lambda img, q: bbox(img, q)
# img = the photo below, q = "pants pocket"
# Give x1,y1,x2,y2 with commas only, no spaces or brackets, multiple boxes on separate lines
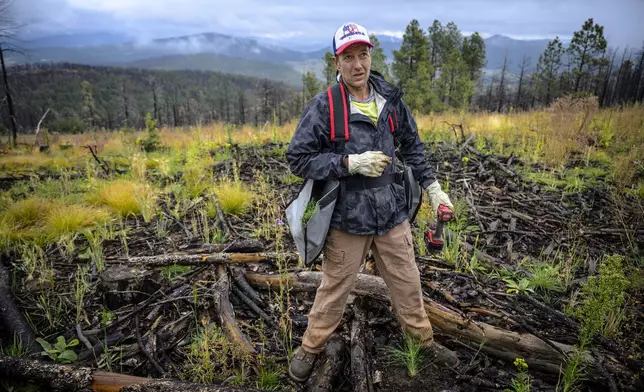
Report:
322,229,346,278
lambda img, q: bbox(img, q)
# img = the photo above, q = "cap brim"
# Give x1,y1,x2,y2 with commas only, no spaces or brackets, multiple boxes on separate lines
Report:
335,40,373,54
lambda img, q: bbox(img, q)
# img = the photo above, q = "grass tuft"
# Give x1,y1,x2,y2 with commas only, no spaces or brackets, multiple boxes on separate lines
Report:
44,204,111,241
89,179,158,219
213,178,254,216
5,198,53,228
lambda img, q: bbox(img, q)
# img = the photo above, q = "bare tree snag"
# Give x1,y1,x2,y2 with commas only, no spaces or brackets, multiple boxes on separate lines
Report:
0,44,18,147
34,108,50,147
106,252,299,267
0,259,39,355
243,271,618,377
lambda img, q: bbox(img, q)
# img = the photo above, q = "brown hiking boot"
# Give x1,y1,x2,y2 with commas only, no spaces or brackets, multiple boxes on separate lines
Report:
288,346,318,382
425,341,460,368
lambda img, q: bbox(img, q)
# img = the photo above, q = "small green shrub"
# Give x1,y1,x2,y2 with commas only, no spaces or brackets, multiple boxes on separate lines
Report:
575,254,630,342
139,113,162,153
505,358,531,392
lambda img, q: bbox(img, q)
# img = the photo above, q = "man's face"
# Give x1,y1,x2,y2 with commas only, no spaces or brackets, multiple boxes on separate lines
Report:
334,44,371,90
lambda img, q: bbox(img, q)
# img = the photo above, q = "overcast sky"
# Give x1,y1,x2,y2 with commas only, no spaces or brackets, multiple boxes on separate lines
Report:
10,0,644,49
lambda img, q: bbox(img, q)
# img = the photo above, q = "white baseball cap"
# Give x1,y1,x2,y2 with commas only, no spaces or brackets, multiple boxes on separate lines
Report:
332,22,373,55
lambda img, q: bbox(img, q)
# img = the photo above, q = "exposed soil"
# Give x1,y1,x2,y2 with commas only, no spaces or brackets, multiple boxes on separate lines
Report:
1,139,643,392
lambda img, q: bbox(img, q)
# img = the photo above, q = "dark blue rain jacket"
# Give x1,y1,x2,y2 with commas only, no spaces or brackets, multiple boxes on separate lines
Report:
285,70,436,236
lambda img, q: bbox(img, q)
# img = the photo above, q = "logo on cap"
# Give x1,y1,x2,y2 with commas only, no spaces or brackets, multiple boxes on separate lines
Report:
341,23,365,39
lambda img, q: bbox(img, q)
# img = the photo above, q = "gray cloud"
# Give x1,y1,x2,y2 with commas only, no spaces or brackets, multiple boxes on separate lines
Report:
11,0,644,49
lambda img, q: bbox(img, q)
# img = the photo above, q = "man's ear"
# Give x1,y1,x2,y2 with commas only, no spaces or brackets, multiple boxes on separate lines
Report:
333,55,340,71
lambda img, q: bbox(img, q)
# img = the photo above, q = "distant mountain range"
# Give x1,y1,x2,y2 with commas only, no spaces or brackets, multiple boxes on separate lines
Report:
8,31,557,87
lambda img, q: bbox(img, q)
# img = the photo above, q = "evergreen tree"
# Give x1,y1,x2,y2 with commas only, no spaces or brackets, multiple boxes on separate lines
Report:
434,22,474,110
81,80,97,131
369,34,391,81
428,20,443,80
302,71,321,103
462,32,487,81
568,18,608,93
536,37,564,105
392,19,433,113
323,51,336,86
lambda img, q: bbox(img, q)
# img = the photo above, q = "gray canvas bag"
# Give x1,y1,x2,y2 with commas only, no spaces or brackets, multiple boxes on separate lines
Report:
285,179,339,266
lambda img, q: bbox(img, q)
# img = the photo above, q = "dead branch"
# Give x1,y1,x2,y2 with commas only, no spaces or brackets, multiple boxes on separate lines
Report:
188,239,265,254
83,144,111,176
231,283,275,327
106,252,299,267
213,265,256,357
210,191,233,239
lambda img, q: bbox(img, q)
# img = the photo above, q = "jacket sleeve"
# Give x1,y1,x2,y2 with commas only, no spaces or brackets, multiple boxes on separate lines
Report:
394,100,437,189
286,95,351,180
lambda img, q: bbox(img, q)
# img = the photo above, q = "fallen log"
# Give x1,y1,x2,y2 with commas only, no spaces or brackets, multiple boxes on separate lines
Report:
0,259,39,355
0,354,266,392
106,252,299,267
305,333,347,392
350,298,373,392
243,271,622,378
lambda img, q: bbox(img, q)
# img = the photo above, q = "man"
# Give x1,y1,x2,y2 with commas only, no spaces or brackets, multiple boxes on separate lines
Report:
285,22,460,382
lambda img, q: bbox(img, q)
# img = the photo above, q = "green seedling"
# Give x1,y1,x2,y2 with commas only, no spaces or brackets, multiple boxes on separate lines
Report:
36,336,79,363
384,334,427,377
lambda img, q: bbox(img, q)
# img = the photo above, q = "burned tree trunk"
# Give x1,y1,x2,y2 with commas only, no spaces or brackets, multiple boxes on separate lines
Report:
0,45,18,147
0,259,39,355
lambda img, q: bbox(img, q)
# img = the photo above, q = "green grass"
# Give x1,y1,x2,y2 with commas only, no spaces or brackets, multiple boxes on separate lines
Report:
213,178,254,216
88,179,159,220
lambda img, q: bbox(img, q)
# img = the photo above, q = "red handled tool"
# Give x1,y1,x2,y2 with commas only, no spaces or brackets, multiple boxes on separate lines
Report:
424,204,453,251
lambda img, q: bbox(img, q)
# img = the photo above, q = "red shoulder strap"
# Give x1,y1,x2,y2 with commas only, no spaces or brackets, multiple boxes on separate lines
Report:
327,83,349,142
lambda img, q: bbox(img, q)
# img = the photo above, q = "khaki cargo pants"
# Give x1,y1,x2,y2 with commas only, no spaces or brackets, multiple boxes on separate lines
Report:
301,219,434,354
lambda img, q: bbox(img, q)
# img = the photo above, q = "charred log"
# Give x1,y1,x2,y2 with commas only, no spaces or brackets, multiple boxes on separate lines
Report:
0,259,39,355
0,354,268,392
305,333,348,392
